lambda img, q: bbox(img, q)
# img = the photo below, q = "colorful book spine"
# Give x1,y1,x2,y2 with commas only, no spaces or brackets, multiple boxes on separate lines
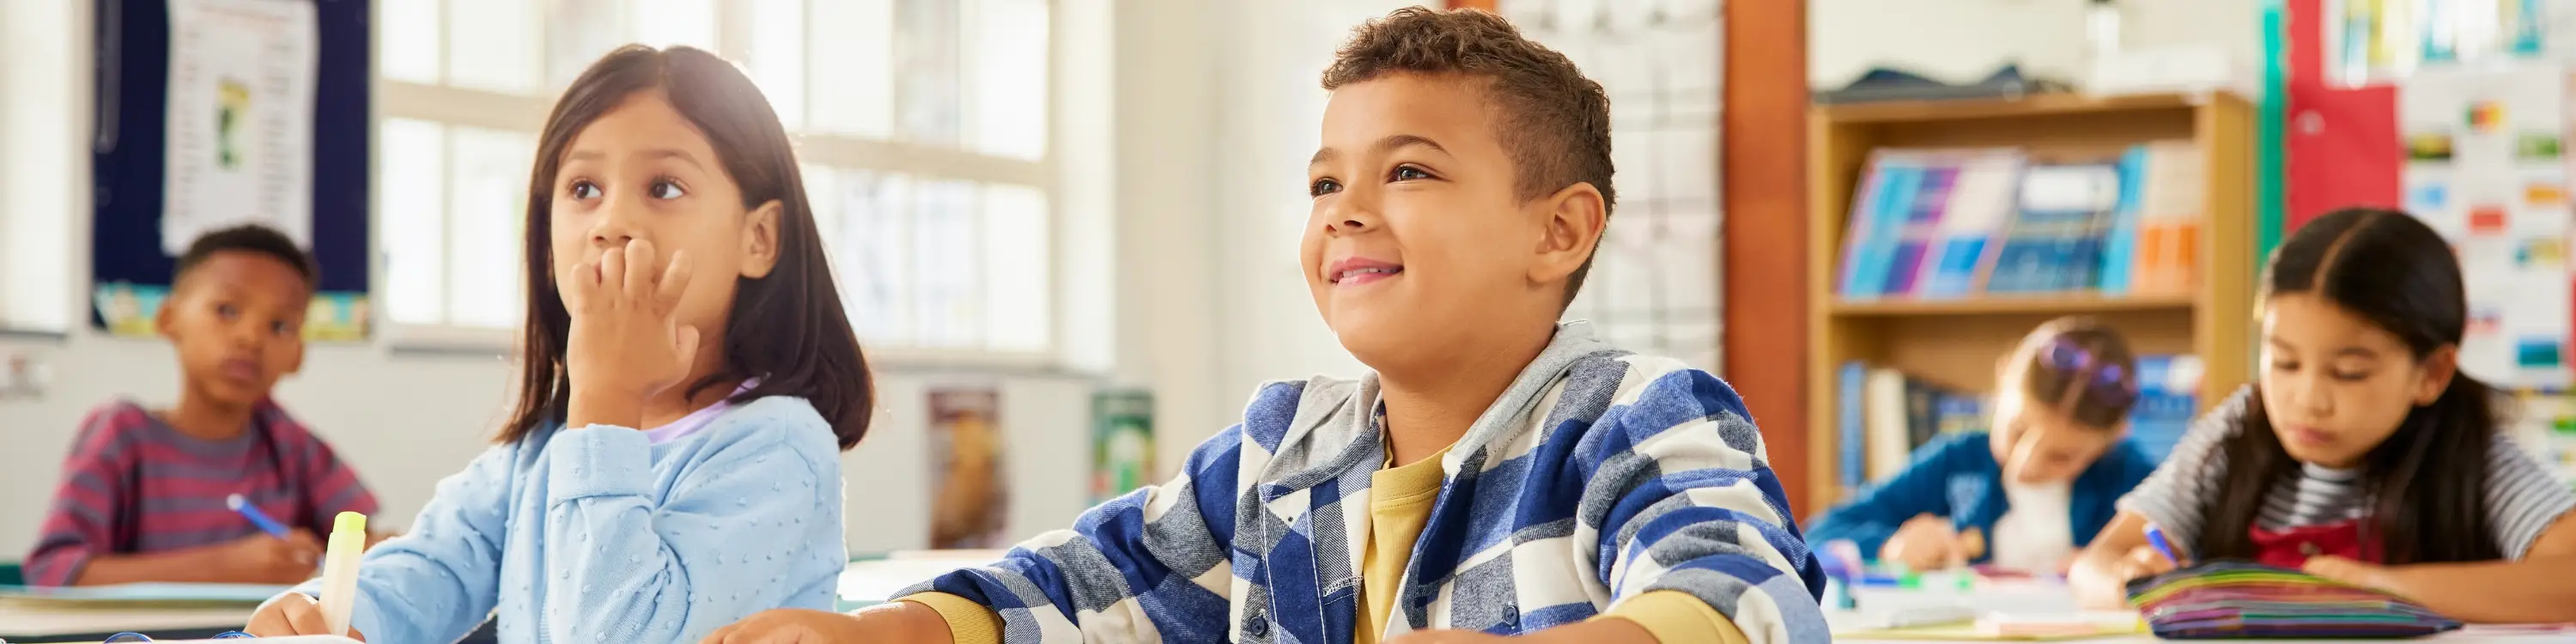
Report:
1865,368,1911,480
1881,163,1960,296
1904,377,1943,450
1917,151,2026,299
2136,143,2205,295
1838,153,1924,298
1990,162,2121,294
2127,354,2204,462
2099,146,2148,295
1838,361,1868,492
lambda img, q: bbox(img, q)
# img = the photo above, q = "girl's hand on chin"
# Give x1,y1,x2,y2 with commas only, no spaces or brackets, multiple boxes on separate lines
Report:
564,238,698,429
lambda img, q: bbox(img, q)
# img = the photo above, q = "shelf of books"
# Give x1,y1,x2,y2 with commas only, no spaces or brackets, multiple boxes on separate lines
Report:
1803,92,2257,503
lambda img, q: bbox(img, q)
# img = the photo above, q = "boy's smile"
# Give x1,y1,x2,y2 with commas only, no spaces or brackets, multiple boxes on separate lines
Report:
1326,256,1404,286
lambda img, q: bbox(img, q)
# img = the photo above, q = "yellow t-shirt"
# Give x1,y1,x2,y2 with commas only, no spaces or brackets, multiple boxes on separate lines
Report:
1358,444,1450,643
1357,441,1747,644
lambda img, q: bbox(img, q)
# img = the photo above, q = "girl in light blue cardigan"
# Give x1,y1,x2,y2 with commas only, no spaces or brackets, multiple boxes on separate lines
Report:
247,45,875,643
1807,317,2155,573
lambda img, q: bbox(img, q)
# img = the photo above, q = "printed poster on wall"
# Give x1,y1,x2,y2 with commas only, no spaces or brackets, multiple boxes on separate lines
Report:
929,386,1010,550
2397,64,2573,390
160,0,319,255
1091,390,1155,505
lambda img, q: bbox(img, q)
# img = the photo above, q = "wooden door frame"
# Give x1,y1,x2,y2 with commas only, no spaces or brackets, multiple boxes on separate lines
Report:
1722,1,1813,513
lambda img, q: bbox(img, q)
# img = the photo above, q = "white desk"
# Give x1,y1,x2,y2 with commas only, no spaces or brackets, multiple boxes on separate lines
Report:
0,601,251,641
1827,584,2575,642
1834,626,2573,643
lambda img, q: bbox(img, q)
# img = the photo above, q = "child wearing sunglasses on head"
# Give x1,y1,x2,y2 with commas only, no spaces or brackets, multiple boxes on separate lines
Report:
1807,317,2159,574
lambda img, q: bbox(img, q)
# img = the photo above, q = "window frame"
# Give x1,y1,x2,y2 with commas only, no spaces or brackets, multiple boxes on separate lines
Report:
374,0,1065,368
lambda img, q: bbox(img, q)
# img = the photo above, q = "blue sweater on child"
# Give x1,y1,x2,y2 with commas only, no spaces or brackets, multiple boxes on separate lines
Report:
284,396,848,644
1804,432,2155,563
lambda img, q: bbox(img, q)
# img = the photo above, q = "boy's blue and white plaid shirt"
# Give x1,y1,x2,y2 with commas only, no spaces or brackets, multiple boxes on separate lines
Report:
909,323,1829,642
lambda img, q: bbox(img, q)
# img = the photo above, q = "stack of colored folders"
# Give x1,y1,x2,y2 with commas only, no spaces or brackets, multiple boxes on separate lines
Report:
2123,562,2461,639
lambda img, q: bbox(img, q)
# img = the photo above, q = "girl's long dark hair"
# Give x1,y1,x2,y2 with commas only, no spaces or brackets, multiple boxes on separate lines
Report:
498,45,874,450
2197,208,2500,565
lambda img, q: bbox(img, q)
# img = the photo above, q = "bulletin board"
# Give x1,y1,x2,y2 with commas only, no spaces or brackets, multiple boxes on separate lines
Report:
88,0,372,341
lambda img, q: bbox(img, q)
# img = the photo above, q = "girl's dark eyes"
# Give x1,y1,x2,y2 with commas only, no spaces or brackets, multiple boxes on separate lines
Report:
567,178,685,200
216,303,240,319
1391,166,1432,181
1309,178,1342,197
270,320,293,336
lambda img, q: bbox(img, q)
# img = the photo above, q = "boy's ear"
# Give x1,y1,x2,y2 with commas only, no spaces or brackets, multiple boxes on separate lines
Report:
154,288,179,339
2416,344,2460,405
285,297,308,376
285,334,306,376
1528,182,1608,285
739,199,784,279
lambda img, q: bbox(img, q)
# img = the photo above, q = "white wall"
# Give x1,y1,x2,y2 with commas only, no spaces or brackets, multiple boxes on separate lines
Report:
1205,1,1407,402
1809,0,2263,88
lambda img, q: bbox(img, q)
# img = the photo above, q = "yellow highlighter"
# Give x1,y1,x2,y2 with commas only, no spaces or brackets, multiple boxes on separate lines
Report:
319,511,368,637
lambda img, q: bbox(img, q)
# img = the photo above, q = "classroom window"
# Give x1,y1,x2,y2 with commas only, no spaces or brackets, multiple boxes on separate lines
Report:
377,0,1060,356
0,1,80,333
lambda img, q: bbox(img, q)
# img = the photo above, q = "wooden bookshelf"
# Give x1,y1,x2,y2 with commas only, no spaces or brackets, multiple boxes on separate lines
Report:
1803,92,2257,503
1828,293,2197,317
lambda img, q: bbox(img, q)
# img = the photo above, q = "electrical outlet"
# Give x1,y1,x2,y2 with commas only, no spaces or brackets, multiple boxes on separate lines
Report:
0,350,45,400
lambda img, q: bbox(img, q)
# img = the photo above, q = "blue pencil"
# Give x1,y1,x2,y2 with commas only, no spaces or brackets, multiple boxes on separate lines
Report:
226,494,293,538
2144,523,2181,565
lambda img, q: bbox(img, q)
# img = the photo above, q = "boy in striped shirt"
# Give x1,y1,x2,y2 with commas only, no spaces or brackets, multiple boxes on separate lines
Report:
710,7,1827,644
27,225,378,586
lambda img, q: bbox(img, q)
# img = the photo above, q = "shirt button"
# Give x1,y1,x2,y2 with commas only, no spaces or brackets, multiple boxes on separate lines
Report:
1245,619,1269,637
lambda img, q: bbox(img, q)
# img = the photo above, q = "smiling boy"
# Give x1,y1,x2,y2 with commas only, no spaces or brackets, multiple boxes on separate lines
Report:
708,8,1826,644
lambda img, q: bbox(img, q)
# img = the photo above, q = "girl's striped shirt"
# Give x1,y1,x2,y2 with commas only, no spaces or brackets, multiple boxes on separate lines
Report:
2117,386,2576,558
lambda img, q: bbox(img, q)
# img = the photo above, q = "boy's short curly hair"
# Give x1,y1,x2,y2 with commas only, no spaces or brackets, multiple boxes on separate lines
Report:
1321,7,1615,307
175,224,319,292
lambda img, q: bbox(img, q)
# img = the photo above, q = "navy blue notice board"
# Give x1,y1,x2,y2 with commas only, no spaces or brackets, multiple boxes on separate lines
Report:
89,0,371,330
